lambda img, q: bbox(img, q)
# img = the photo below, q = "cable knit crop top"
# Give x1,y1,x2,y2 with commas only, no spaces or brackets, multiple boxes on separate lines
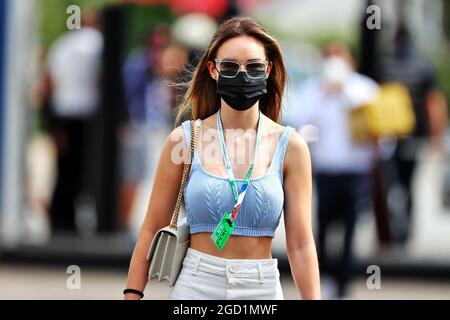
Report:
182,119,295,237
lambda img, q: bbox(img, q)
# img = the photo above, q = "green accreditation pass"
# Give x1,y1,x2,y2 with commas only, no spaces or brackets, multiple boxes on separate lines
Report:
211,212,236,250
211,108,262,251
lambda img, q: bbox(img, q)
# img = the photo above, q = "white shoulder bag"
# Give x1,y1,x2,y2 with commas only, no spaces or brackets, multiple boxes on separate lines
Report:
146,119,199,287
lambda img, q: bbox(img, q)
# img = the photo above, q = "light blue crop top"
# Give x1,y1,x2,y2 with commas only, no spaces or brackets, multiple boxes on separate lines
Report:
181,120,295,237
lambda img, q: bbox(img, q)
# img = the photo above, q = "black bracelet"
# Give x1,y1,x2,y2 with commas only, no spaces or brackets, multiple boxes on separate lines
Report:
123,288,144,299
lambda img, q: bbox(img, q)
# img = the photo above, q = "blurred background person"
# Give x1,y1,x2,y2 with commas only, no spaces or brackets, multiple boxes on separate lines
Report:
120,25,188,234
374,23,448,244
286,42,379,298
45,9,103,233
23,48,57,243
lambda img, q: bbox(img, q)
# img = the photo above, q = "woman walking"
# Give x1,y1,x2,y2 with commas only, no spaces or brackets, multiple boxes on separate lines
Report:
124,16,320,300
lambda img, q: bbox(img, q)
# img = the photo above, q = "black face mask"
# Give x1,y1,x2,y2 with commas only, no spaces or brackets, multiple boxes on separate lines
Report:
217,72,267,111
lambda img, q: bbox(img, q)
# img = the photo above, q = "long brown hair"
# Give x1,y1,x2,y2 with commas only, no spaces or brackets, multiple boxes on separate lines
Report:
173,16,287,126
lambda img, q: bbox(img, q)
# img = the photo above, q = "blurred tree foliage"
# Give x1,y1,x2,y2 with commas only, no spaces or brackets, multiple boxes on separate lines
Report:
39,0,176,52
39,0,111,48
443,0,450,42
434,57,450,110
438,0,450,107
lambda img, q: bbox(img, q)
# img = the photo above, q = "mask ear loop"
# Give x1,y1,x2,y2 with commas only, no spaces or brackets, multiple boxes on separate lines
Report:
215,74,221,108
213,60,220,105
213,59,221,81
214,67,219,81
214,60,222,103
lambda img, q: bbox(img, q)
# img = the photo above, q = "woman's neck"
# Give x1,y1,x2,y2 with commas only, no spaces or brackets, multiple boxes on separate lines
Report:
218,102,260,131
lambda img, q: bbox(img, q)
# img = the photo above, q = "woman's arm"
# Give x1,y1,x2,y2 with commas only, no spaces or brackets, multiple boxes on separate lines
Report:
283,131,321,300
124,125,186,299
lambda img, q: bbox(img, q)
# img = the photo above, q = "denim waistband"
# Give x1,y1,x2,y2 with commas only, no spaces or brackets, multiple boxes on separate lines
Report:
182,247,279,283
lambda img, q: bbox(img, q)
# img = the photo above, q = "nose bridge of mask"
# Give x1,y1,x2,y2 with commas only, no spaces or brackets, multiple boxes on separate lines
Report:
218,68,267,91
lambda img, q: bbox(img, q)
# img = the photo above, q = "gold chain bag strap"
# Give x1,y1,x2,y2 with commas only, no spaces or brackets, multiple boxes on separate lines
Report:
147,119,199,287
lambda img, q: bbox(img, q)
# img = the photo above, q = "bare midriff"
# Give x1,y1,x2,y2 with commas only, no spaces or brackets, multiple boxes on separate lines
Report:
189,232,273,259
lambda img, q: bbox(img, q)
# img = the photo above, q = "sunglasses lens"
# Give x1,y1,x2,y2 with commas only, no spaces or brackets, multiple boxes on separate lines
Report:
219,61,239,77
246,62,266,78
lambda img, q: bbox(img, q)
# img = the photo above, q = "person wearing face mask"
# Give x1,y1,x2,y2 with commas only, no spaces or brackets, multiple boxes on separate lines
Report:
284,42,379,299
216,66,268,111
124,16,321,300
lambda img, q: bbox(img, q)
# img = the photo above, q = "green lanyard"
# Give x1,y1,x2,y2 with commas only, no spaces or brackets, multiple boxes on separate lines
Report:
211,107,262,250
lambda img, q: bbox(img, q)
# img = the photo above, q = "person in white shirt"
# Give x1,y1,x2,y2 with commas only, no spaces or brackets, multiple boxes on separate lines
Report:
284,42,379,298
46,10,103,232
47,14,103,118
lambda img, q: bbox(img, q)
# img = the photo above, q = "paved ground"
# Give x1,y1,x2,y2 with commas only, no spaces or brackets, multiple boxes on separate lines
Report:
1,263,450,300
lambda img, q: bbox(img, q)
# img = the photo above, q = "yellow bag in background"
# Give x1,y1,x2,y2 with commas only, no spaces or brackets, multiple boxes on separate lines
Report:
350,82,416,142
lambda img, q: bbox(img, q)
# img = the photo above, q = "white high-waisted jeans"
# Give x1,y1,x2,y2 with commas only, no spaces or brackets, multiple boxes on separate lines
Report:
168,247,285,300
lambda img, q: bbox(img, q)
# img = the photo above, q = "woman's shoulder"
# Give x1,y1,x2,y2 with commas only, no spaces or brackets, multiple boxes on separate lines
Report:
168,119,200,142
286,130,308,154
166,119,204,155
160,124,192,166
283,129,311,174
167,124,185,145
266,120,306,159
